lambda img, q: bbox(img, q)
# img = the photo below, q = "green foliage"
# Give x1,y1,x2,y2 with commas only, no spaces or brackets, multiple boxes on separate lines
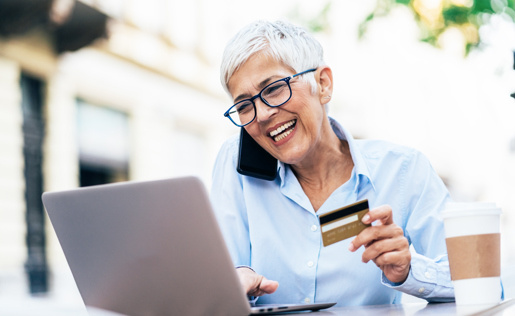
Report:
442,5,471,25
289,2,332,33
358,0,397,39
360,0,515,56
421,35,438,45
471,0,493,14
307,2,332,33
359,13,377,39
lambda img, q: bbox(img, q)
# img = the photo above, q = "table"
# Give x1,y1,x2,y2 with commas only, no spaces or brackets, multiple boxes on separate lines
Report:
2,299,514,316
282,299,515,316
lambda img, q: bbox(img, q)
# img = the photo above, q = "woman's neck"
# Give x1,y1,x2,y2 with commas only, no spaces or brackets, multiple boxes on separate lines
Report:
290,122,354,211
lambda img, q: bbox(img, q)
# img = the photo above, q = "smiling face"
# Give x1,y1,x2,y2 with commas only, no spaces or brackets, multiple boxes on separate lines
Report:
227,53,333,165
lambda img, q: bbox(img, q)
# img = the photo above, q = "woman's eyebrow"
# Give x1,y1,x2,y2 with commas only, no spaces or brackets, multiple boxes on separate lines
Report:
234,93,252,103
234,75,283,103
258,75,281,89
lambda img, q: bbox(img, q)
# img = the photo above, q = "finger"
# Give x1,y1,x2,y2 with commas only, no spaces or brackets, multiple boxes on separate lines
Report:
259,280,279,294
362,205,393,225
249,278,279,296
373,249,411,268
361,236,409,263
349,224,404,251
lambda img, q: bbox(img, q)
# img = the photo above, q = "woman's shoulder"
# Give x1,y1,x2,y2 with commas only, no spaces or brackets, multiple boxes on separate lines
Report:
220,133,240,154
354,139,423,162
213,133,240,171
354,139,436,182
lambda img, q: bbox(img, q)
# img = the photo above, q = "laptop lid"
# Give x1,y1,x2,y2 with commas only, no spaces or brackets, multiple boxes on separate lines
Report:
43,177,251,316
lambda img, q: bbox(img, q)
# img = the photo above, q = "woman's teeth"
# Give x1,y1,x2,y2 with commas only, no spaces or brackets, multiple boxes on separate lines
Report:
274,128,293,142
270,119,296,142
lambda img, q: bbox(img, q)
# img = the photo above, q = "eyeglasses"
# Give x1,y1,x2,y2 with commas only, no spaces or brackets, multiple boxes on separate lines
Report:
223,68,317,127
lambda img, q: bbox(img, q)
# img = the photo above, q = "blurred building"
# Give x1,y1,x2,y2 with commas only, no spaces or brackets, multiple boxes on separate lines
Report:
0,0,232,297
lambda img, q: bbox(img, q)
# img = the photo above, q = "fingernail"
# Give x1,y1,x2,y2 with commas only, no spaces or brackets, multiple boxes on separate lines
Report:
348,243,355,252
362,214,370,223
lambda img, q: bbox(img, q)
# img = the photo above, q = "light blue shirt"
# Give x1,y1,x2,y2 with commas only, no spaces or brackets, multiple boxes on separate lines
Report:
210,118,455,306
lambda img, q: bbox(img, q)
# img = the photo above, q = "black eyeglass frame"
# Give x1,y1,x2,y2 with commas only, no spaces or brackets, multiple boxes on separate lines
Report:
223,68,317,127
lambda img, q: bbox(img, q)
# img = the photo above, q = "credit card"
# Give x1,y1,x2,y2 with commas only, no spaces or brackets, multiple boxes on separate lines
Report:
319,199,371,247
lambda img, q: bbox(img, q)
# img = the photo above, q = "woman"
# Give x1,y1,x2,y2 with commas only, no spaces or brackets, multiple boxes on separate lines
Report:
211,20,454,306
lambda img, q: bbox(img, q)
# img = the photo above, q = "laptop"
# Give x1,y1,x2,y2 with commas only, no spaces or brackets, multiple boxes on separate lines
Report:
42,176,336,316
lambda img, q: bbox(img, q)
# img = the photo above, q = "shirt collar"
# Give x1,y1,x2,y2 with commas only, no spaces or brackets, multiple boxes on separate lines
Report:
277,117,376,192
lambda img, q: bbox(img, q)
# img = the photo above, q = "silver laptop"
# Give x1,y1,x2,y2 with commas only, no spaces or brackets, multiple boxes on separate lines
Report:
42,176,335,316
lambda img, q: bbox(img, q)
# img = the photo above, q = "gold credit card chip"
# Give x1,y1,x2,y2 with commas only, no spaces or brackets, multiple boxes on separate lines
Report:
319,199,371,247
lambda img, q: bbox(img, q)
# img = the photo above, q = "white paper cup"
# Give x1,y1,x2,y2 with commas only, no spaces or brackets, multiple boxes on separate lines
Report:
442,202,502,306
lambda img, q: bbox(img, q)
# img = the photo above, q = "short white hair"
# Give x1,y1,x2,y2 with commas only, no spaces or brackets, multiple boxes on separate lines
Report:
220,20,326,97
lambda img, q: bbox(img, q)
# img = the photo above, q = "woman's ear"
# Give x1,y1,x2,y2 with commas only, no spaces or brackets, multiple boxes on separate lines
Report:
317,66,333,105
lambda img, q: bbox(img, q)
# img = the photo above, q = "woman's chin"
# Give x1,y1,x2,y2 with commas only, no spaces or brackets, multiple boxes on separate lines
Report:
275,148,307,166
263,133,309,165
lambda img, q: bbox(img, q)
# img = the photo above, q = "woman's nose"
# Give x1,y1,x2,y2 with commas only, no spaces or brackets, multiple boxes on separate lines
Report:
255,99,279,123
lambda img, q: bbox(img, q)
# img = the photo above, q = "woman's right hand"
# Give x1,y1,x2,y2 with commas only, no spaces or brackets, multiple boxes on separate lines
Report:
236,267,279,297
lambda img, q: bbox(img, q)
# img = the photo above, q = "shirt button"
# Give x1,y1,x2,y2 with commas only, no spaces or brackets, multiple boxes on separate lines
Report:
311,225,317,232
425,272,431,279
418,287,425,293
304,298,311,303
307,261,314,267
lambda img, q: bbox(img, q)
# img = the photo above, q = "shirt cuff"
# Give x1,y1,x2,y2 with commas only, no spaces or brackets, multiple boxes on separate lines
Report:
380,252,454,302
235,265,255,272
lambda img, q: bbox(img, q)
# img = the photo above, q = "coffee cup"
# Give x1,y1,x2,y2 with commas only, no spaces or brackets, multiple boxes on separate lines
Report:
441,202,502,306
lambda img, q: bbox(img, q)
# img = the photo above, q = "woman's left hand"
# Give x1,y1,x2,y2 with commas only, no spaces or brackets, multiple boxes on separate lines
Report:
348,205,411,284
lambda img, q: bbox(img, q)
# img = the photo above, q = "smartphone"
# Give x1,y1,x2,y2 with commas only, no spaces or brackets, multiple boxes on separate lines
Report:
237,127,278,181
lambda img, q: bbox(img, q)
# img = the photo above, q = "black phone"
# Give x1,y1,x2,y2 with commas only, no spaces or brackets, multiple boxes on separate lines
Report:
237,127,278,181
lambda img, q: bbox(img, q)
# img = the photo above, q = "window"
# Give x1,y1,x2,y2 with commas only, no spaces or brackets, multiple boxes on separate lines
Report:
20,73,48,294
77,100,130,187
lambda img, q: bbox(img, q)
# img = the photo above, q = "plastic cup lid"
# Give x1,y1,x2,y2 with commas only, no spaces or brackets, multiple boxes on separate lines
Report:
441,202,502,219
